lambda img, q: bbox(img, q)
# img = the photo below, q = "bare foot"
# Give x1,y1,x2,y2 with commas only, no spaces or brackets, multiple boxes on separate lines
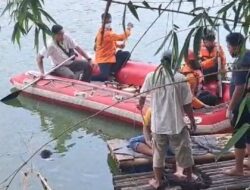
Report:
224,168,244,176
243,160,250,170
186,173,198,182
149,178,160,189
174,172,187,181
192,173,198,181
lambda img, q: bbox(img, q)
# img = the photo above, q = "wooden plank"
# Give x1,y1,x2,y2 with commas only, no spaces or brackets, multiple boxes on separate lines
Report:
107,139,135,162
108,135,236,171
207,181,250,190
113,158,250,190
121,185,182,190
114,172,153,180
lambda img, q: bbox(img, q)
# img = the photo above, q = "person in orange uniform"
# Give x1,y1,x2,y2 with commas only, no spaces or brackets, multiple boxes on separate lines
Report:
92,13,133,81
200,29,226,83
181,51,210,109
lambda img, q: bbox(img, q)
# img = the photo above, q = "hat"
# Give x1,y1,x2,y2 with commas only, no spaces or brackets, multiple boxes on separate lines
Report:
161,51,172,63
51,24,63,34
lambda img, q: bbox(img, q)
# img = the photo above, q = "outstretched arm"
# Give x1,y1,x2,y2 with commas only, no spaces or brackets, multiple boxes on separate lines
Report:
75,46,92,62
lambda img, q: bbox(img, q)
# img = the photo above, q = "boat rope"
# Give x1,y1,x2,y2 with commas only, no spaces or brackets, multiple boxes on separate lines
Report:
1,68,250,189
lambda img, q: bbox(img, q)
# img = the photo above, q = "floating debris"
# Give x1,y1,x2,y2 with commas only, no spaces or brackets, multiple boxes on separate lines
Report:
40,149,53,159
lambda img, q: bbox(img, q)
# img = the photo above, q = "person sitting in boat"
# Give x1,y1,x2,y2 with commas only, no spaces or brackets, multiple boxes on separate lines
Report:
37,24,93,82
92,13,133,82
200,29,227,83
128,108,190,180
180,50,213,109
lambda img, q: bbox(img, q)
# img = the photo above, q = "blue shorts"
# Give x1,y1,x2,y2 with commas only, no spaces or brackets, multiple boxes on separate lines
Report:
128,135,174,156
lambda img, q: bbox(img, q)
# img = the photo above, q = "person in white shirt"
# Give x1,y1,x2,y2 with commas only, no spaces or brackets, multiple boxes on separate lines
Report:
137,51,197,189
37,24,93,82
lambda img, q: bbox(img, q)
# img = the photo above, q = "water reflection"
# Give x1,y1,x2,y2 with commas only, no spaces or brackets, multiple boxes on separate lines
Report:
5,95,140,155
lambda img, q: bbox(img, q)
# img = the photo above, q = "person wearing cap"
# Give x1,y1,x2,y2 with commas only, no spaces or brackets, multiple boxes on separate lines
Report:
92,13,133,81
137,51,197,189
200,29,226,83
180,50,211,109
37,24,93,82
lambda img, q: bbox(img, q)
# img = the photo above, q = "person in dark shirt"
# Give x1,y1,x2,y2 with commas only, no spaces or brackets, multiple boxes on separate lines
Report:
225,32,250,176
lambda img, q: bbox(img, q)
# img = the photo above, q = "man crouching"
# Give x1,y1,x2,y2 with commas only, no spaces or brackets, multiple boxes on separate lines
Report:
137,51,197,189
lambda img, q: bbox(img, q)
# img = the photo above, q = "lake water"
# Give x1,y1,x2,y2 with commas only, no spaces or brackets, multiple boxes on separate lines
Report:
0,0,234,189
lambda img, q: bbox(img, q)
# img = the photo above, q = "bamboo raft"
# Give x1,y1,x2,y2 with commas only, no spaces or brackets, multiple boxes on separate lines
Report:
107,134,234,172
113,159,250,190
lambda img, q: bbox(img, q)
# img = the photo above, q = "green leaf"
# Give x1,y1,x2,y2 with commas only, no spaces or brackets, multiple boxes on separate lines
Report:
42,30,47,48
191,7,205,13
233,2,243,30
193,26,203,59
176,28,196,70
222,12,231,32
192,0,196,8
173,24,180,30
204,11,215,27
34,27,40,51
177,0,183,11
217,1,235,14
122,5,127,35
39,8,57,24
216,123,250,161
189,13,203,26
158,4,162,16
235,96,248,126
154,30,173,55
127,1,139,21
1,2,14,16
172,31,179,72
142,1,151,10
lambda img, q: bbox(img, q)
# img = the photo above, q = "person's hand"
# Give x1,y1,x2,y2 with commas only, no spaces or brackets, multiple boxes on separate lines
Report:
189,118,197,132
136,104,143,111
145,135,152,148
146,139,152,148
127,22,134,30
39,72,45,79
87,58,93,65
119,43,125,49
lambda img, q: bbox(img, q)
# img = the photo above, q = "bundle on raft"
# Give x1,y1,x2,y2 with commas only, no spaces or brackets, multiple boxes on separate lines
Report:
10,61,231,134
107,134,235,172
113,159,250,190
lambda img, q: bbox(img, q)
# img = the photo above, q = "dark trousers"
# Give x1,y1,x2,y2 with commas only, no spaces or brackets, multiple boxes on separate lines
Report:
92,50,131,82
231,106,250,149
53,60,92,82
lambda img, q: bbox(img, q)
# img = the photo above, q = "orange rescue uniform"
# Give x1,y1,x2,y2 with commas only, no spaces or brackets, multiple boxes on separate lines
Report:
199,43,226,81
181,64,205,109
95,28,131,64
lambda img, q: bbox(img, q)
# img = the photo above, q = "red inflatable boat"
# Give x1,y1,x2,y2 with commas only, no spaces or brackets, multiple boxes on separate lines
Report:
10,61,231,134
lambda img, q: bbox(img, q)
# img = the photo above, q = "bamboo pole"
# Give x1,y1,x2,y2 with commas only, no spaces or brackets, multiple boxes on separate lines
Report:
37,173,52,190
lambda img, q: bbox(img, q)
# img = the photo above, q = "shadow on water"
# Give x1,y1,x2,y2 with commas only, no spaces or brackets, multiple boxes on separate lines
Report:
4,95,141,154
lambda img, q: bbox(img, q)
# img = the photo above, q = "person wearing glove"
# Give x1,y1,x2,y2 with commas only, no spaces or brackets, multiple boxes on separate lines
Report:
181,50,212,109
200,29,227,83
92,13,133,81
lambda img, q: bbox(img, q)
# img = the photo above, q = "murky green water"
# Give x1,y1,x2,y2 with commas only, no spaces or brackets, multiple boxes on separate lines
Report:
0,0,232,189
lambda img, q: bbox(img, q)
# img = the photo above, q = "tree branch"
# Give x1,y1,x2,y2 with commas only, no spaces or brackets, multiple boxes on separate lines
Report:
102,0,243,24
